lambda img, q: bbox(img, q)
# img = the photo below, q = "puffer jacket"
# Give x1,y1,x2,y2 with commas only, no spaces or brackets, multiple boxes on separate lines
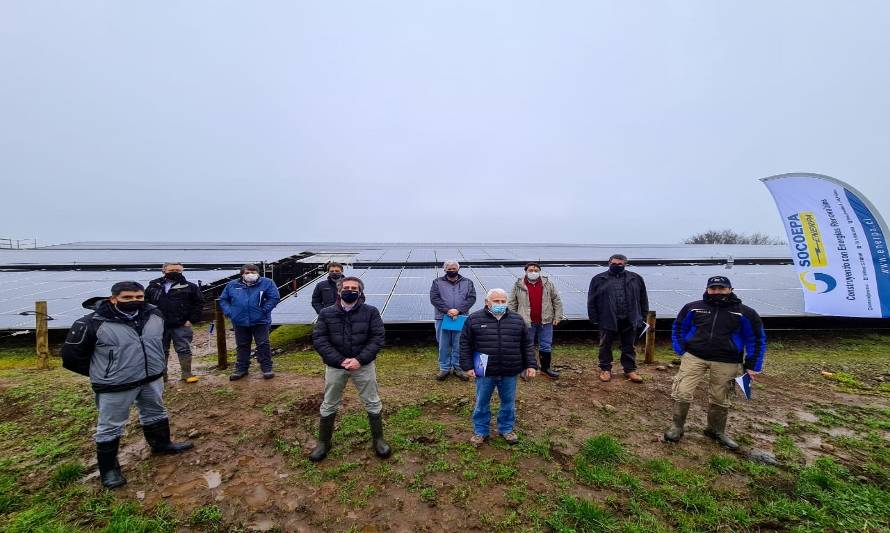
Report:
218,277,281,326
313,302,386,368
429,275,476,320
61,299,166,393
508,275,564,326
459,307,537,377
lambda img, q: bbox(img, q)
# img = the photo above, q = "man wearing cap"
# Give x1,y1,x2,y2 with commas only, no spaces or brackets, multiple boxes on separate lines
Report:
665,276,766,450
587,254,649,383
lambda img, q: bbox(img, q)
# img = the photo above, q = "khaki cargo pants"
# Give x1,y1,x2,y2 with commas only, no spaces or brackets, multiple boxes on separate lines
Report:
671,353,742,408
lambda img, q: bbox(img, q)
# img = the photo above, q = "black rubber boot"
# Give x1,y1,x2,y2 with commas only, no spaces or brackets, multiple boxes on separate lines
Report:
704,405,740,451
540,351,560,379
663,402,690,442
96,438,127,489
368,412,392,459
309,414,336,462
143,419,194,454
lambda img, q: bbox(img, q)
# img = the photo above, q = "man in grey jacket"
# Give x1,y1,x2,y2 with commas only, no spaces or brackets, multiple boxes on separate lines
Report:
429,260,476,381
61,281,194,489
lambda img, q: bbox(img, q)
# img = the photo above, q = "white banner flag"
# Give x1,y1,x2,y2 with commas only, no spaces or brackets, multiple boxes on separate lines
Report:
761,173,890,318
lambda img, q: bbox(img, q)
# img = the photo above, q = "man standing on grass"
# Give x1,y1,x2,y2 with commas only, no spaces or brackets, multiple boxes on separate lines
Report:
508,262,564,379
665,276,766,450
430,260,477,381
587,253,649,383
312,262,344,314
61,281,194,489
460,288,537,447
145,262,204,384
219,263,281,381
309,276,390,462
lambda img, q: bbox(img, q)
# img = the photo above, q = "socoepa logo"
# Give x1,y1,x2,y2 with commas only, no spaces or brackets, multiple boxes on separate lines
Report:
787,212,837,293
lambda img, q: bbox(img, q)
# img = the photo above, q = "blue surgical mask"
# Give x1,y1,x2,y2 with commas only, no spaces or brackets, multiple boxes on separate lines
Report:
490,304,508,314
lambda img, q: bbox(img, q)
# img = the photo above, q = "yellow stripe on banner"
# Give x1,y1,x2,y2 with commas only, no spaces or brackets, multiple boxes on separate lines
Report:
800,211,828,267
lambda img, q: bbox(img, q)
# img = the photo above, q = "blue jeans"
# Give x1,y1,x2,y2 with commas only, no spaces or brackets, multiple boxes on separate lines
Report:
435,319,461,371
529,323,553,352
234,324,272,373
472,375,518,436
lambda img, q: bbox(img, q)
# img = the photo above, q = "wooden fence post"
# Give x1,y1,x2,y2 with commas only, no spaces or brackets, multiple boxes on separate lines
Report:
644,310,656,364
215,300,228,370
35,301,50,370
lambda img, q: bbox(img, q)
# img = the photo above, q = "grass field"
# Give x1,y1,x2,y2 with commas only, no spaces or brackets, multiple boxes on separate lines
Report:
0,326,888,532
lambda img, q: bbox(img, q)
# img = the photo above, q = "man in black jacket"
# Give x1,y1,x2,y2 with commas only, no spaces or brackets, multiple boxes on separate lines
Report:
145,262,204,383
460,288,537,447
311,262,344,314
309,276,390,462
587,254,649,383
61,282,194,489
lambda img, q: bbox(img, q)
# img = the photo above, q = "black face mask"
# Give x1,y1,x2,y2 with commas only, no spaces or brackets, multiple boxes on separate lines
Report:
705,292,732,305
609,264,625,275
164,272,185,282
115,301,144,314
445,271,459,279
328,273,343,281
340,291,360,304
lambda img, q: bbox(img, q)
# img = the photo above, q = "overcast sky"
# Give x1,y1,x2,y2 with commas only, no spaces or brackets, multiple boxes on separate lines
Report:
1,1,889,246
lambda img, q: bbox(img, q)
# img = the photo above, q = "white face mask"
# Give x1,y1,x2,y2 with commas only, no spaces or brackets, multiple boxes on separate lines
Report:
526,271,541,281
243,273,260,283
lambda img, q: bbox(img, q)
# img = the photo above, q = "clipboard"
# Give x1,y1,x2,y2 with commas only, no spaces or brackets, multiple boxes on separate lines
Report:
441,315,467,331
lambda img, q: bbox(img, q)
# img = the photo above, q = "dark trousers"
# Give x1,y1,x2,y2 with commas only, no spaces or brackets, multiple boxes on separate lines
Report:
234,324,272,372
598,318,637,372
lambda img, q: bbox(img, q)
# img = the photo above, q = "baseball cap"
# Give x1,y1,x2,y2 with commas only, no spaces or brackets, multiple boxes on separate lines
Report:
707,276,732,288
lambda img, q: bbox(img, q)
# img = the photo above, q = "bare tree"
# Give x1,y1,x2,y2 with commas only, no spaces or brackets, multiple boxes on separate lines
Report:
683,229,785,245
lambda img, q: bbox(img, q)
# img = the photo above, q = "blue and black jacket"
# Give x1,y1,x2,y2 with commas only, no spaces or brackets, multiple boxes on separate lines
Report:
671,292,766,372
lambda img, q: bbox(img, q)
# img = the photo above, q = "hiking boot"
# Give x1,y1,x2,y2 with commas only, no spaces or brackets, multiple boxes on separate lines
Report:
663,402,690,443
435,370,450,381
142,419,194,454
368,412,392,459
96,438,126,489
501,432,520,445
309,413,336,462
229,371,248,381
599,370,612,382
704,404,740,451
625,371,643,383
262,371,275,380
452,369,470,382
469,434,488,447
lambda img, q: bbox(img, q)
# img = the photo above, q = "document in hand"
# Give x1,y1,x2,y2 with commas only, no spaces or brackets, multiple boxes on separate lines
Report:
441,315,467,331
473,352,489,377
735,373,753,400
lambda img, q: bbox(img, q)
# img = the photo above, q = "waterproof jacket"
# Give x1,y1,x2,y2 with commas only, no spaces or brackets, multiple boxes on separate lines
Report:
671,292,767,372
311,277,339,314
145,275,204,327
61,299,166,393
587,270,649,331
459,308,537,377
218,277,280,326
313,302,386,368
429,275,477,320
508,275,564,326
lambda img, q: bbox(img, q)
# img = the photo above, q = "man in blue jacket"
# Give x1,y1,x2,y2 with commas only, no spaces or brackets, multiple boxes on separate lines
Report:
665,276,766,450
429,260,476,381
219,264,281,381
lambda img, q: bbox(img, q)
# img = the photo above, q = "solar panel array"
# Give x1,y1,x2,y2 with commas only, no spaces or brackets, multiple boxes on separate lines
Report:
0,269,237,330
272,264,807,325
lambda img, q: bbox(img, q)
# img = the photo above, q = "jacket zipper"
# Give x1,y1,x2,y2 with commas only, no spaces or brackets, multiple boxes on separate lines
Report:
104,349,115,378
709,307,720,340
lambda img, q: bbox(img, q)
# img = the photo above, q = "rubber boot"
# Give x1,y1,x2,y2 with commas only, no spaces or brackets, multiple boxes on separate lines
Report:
178,354,198,383
704,404,739,451
142,419,194,454
96,438,127,489
309,414,336,462
663,402,690,442
540,351,560,379
368,412,392,459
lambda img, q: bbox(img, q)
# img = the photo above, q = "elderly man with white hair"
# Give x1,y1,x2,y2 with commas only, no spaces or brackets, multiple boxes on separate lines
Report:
459,288,537,446
429,260,477,381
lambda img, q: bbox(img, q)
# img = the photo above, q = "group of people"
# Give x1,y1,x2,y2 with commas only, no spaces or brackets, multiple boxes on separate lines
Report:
61,255,766,488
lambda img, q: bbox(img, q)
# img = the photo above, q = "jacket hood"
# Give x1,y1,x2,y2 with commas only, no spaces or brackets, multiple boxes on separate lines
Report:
81,296,107,310
91,299,158,321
